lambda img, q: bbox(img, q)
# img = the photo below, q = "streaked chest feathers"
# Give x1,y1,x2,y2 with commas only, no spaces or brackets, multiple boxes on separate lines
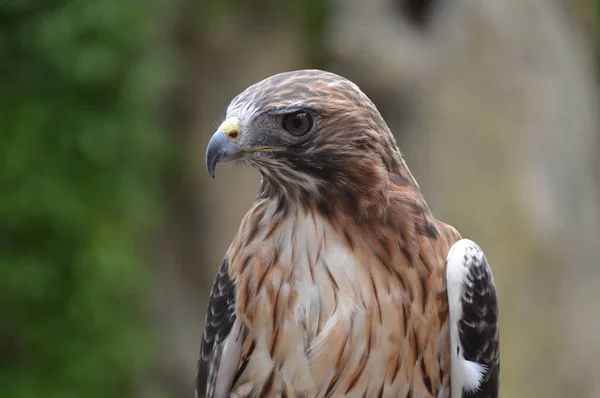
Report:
226,201,454,397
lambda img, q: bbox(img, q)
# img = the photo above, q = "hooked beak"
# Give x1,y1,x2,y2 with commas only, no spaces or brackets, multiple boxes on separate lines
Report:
206,117,243,178
205,116,287,178
205,129,243,178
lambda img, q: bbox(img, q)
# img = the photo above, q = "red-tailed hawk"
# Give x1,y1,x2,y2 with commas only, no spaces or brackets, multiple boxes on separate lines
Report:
198,70,499,398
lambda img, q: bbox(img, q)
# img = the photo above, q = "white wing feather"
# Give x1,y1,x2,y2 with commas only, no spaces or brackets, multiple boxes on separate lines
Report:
446,239,500,398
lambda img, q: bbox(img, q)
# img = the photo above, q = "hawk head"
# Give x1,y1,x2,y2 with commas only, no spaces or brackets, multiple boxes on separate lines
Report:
206,69,417,215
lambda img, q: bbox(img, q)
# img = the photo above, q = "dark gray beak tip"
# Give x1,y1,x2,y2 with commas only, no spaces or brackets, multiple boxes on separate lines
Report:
206,130,242,178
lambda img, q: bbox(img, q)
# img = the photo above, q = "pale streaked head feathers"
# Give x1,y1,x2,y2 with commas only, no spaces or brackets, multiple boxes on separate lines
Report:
213,69,418,217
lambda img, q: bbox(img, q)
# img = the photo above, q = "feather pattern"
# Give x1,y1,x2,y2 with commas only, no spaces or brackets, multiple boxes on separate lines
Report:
221,197,460,397
197,259,240,398
446,239,500,398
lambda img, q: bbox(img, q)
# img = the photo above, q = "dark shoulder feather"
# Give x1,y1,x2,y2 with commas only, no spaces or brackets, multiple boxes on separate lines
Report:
196,259,237,398
457,242,500,398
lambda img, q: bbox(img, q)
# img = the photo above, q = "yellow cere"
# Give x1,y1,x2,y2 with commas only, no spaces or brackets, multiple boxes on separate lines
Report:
219,117,241,139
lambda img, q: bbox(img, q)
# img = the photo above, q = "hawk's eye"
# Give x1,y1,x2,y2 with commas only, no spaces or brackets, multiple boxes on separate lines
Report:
282,111,313,136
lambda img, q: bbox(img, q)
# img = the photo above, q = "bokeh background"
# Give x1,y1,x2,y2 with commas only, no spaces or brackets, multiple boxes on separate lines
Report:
2,0,600,397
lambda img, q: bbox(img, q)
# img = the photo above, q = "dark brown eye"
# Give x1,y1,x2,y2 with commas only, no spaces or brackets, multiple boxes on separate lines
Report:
282,111,313,136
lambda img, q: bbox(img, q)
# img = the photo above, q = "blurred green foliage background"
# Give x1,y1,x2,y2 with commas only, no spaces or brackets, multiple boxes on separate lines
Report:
1,1,599,397
1,1,165,397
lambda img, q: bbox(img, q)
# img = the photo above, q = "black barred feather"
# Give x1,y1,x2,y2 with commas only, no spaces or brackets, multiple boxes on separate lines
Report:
196,259,237,398
449,240,500,398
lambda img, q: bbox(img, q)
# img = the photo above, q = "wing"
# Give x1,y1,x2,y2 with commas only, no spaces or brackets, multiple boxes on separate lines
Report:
196,259,242,398
446,239,500,398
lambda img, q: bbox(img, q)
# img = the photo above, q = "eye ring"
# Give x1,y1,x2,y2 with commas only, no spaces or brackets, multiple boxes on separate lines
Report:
282,111,313,136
